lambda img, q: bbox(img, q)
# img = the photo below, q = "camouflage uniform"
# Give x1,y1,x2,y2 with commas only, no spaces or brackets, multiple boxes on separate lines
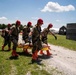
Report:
41,24,57,44
32,25,42,53
11,26,20,51
1,24,11,51
22,22,32,54
31,19,43,64
40,24,57,56
23,26,30,43
41,28,50,44
11,20,21,57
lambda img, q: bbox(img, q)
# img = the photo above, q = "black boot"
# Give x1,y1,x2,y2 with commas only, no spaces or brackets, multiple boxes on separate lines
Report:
31,59,36,64
31,59,42,65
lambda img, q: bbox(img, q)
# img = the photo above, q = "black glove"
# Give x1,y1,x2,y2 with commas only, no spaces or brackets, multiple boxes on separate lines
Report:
54,36,57,40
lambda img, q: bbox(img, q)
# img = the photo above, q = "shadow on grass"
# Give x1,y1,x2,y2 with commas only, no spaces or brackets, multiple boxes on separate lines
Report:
17,52,32,57
38,54,53,59
0,49,11,52
9,56,19,60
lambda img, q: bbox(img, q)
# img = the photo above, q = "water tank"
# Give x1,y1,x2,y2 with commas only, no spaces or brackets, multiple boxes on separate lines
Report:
66,23,76,40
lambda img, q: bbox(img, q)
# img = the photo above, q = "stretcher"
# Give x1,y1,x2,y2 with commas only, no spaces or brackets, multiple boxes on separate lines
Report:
18,43,50,51
18,33,51,51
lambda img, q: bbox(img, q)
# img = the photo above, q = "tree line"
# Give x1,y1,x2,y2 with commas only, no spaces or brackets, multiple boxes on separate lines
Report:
0,23,24,30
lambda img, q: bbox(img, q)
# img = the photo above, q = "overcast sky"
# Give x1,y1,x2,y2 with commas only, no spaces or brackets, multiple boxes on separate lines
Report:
0,0,76,28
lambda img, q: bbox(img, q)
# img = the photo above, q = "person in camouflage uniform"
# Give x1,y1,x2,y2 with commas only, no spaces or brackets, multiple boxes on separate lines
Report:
11,20,21,58
22,22,32,54
40,23,57,56
1,24,12,51
31,18,43,63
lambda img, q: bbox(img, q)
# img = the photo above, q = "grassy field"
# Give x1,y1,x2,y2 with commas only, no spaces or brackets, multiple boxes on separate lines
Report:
0,36,52,75
0,34,76,75
48,34,76,51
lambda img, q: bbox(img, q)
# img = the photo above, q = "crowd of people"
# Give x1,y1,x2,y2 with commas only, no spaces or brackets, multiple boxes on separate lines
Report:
1,18,57,64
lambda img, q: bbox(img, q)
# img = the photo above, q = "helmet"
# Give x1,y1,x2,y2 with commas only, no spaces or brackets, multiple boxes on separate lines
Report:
37,18,43,24
27,22,32,27
8,23,11,27
16,20,21,26
48,23,53,28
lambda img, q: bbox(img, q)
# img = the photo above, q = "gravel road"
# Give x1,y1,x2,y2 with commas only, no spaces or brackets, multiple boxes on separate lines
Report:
42,44,76,75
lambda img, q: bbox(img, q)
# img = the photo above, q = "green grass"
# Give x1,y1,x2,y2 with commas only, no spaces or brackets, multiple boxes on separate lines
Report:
48,34,76,51
0,36,52,75
0,34,76,75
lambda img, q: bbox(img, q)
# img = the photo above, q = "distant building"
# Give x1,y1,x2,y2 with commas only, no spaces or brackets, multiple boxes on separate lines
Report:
66,23,76,41
59,26,67,35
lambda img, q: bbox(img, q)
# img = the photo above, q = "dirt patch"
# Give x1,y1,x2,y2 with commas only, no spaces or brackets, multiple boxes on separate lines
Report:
42,44,76,75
